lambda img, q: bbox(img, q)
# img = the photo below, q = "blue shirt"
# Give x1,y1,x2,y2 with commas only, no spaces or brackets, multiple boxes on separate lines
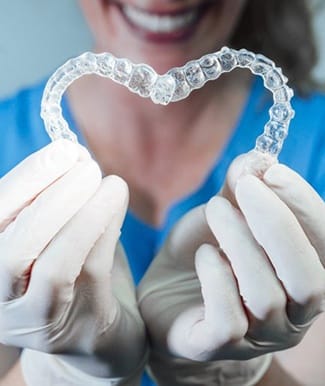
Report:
0,77,324,385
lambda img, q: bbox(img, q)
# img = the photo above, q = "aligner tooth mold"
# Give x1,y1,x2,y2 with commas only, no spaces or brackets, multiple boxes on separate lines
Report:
41,48,294,158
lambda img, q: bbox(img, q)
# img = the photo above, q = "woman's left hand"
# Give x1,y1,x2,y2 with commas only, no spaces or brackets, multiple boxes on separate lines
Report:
138,153,325,383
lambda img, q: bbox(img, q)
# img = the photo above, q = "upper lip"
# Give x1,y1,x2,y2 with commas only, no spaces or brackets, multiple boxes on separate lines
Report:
109,0,214,16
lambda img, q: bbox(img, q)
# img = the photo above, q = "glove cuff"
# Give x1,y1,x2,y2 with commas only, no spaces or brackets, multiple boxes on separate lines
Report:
21,348,148,386
148,350,272,386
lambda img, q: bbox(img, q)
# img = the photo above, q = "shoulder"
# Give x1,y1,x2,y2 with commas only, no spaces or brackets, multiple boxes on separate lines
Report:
0,81,51,176
280,89,325,198
0,81,46,131
291,90,325,134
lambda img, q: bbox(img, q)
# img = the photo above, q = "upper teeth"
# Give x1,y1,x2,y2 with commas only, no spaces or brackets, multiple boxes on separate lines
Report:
123,5,197,33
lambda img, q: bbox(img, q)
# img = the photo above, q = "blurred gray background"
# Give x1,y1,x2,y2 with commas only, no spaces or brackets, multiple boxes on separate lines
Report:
0,0,324,98
0,0,92,98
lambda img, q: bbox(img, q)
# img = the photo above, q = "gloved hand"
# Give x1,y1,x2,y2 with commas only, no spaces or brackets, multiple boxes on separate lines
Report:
0,140,147,386
138,151,325,386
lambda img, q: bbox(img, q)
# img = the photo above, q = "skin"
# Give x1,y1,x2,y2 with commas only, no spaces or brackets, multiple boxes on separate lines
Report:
1,0,324,384
69,0,251,225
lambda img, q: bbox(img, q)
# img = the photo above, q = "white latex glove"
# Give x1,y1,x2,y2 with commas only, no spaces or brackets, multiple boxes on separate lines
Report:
0,140,147,385
138,152,325,386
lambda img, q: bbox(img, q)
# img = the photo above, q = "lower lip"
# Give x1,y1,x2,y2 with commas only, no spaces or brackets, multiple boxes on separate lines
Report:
117,4,211,44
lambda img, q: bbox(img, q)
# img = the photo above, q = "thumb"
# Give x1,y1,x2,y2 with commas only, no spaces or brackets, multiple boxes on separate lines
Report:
0,139,88,232
164,151,276,268
220,151,277,204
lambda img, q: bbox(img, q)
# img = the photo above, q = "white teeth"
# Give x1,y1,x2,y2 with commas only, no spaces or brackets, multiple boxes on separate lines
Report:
123,5,197,33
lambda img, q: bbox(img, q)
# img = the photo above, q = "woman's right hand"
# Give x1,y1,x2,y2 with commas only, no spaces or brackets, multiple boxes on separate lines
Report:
0,140,147,385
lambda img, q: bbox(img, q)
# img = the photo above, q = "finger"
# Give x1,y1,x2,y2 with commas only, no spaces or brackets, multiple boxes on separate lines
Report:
82,176,129,283
168,243,248,361
111,244,138,312
195,244,248,335
220,151,277,205
235,175,325,324
205,196,288,326
0,139,88,232
264,164,325,263
26,175,129,315
206,196,299,344
0,158,101,301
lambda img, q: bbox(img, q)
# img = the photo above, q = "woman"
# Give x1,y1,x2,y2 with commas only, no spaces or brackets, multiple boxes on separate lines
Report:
0,0,324,385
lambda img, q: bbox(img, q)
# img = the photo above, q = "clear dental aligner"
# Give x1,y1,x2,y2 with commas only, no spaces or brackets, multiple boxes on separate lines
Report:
41,47,294,158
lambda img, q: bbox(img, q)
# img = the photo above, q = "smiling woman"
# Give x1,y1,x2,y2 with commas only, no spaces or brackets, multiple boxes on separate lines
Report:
0,1,324,386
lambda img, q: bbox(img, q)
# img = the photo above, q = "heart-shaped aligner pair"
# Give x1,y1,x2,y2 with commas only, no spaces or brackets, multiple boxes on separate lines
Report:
41,47,294,158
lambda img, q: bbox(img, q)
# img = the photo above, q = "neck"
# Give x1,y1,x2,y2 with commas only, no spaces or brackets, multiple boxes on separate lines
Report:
68,69,251,148
67,69,252,225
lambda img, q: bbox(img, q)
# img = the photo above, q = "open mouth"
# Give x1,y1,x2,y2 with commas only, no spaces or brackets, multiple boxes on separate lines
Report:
116,1,214,43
